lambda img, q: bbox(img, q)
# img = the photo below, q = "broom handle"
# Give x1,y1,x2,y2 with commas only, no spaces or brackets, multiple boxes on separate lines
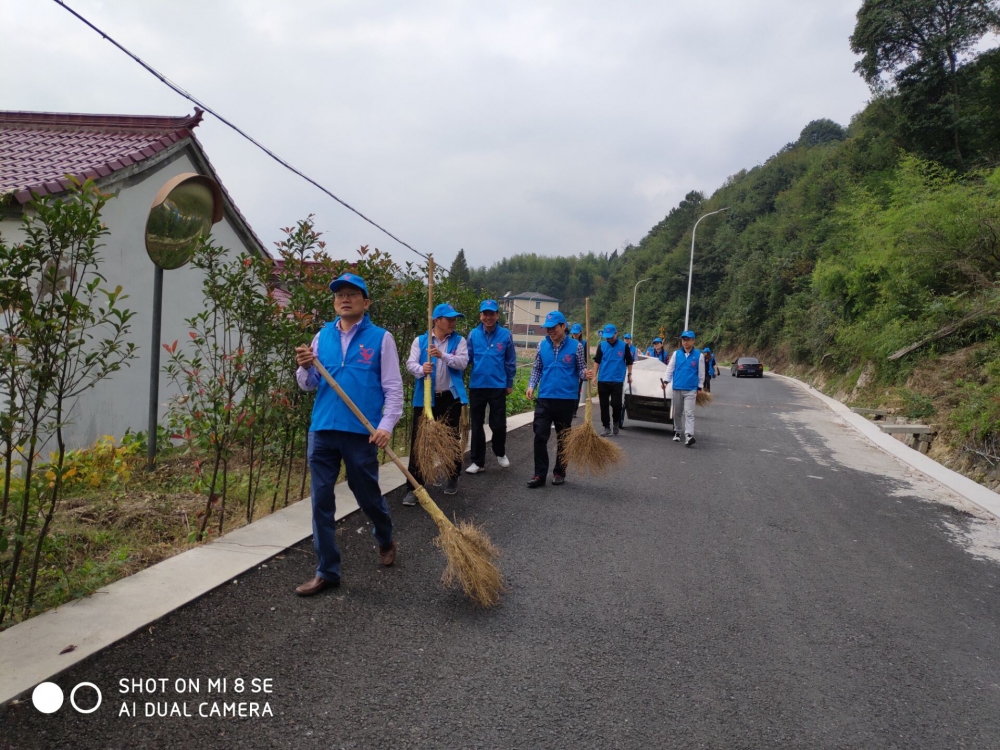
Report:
424,255,435,420
311,359,424,491
584,298,593,423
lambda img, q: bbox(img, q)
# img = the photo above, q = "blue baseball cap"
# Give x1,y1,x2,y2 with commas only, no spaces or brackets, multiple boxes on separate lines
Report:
329,272,369,298
569,323,583,335
541,310,567,328
601,323,617,338
479,299,499,312
432,303,465,319
624,332,633,339
680,329,696,339
702,346,712,352
652,337,663,344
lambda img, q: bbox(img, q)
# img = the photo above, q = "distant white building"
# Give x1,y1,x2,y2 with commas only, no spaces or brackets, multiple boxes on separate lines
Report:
501,292,561,348
0,109,269,449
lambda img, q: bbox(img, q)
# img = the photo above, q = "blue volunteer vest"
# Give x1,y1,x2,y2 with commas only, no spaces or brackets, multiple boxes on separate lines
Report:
413,332,469,406
538,337,582,400
705,355,717,379
672,348,702,390
467,324,514,389
648,348,668,363
311,315,386,435
597,339,627,383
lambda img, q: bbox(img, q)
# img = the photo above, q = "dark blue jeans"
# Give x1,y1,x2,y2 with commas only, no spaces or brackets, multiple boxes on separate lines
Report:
308,430,394,581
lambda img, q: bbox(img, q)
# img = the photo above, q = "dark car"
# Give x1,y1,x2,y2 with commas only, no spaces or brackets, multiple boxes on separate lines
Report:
731,357,764,378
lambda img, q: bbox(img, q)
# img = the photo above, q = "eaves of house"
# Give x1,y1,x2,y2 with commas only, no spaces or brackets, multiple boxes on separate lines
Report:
0,108,268,260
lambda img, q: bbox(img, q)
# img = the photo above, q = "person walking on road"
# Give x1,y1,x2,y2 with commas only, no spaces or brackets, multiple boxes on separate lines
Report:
569,322,588,415
702,347,719,393
403,303,469,504
293,272,403,596
624,333,637,361
646,337,668,363
593,323,633,436
466,299,517,475
526,311,592,488
661,330,704,447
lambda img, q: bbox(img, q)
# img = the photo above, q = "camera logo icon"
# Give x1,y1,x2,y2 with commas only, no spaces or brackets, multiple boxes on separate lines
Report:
32,682,102,714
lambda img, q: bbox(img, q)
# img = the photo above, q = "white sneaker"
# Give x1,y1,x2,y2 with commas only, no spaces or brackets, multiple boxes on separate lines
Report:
497,455,510,468
672,434,681,442
465,463,483,474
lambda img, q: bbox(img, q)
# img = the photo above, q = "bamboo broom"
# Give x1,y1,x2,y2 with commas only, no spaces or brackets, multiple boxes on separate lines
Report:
560,298,624,474
311,359,503,607
413,254,463,484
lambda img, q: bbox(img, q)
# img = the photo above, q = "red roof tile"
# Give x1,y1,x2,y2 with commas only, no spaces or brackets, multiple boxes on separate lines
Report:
0,109,204,201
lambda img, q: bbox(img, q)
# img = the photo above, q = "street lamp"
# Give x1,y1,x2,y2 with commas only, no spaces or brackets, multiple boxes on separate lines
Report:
684,207,729,331
630,278,651,347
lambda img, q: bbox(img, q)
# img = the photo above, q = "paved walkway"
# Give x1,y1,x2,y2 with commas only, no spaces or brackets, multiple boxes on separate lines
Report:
3,376,1000,749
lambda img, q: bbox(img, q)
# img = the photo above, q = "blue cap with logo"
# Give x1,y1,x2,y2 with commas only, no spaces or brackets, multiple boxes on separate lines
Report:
569,323,583,335
652,337,663,343
702,346,712,352
479,299,499,312
680,329,696,339
601,323,617,338
329,272,369,298
541,310,567,328
432,303,465,319
624,332,632,339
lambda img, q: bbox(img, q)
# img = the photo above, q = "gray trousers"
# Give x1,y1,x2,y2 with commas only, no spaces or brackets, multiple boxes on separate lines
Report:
672,389,697,437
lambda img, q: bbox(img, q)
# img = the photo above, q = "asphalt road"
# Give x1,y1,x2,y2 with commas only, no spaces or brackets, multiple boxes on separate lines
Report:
4,374,1000,749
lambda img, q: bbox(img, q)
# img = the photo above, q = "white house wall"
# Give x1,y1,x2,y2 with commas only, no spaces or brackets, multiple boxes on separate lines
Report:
0,150,259,451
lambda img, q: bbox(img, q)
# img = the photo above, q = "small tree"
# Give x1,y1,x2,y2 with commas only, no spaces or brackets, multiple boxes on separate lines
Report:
450,248,471,283
0,180,136,625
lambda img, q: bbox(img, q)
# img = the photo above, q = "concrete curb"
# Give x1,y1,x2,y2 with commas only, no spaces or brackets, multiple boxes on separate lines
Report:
0,410,536,705
773,372,1000,520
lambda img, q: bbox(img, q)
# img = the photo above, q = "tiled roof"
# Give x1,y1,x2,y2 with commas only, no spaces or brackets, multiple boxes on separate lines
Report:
505,292,561,302
0,108,269,258
0,109,205,203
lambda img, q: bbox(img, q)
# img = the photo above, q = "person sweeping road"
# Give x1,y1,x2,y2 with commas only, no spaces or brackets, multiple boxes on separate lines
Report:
293,272,403,596
569,322,588,415
403,303,468,504
525,311,593,488
702,347,719,393
661,330,705,447
465,299,517,475
593,323,633,436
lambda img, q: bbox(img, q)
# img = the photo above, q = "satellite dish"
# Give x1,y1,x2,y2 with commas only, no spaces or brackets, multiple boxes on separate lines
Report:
144,173,223,270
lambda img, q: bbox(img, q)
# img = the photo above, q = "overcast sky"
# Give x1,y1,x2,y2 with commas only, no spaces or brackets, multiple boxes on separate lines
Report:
3,0,871,269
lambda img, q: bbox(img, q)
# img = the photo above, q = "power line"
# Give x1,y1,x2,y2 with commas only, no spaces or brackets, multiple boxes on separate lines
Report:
51,0,435,266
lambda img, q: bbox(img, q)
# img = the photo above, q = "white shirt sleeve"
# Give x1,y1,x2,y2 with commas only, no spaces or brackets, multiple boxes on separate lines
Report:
406,336,425,380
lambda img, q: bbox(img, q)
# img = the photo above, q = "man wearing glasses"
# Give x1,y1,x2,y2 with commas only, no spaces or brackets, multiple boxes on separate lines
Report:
293,272,404,596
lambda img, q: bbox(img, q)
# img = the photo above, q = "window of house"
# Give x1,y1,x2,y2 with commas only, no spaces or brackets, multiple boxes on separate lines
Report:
534,315,539,323
535,301,541,309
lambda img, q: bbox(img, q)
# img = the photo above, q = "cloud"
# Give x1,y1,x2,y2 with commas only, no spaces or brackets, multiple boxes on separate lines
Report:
3,0,870,269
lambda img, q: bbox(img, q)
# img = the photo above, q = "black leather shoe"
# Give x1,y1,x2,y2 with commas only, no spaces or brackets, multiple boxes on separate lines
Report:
527,476,545,488
552,474,565,485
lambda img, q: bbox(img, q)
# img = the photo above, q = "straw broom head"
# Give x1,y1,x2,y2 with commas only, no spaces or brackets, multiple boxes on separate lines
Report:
696,390,713,407
561,418,625,475
414,486,504,607
413,415,463,485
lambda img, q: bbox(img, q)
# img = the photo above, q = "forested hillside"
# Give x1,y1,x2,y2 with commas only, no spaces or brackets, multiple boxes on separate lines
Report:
471,3,1000,480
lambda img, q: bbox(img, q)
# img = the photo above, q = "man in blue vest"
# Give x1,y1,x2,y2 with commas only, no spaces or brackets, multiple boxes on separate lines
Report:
592,323,633,437
661,330,705,447
403,303,469,504
702,347,719,393
293,272,404,596
624,333,637,360
569,322,588,415
525,311,592,488
465,299,517,475
646,337,668,363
